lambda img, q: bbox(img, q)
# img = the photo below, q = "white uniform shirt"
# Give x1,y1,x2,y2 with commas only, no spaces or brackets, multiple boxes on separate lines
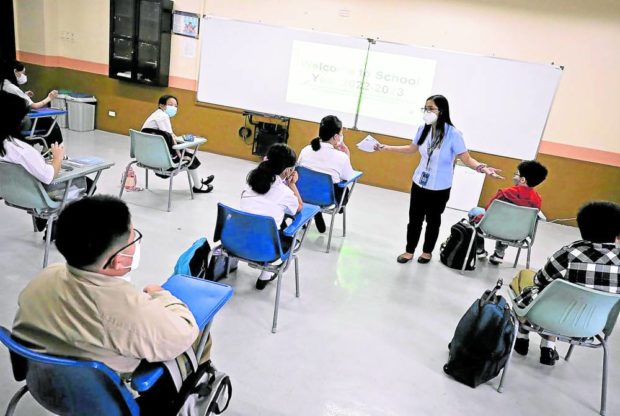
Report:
142,108,174,135
2,80,33,106
298,142,355,184
240,176,299,229
1,138,54,184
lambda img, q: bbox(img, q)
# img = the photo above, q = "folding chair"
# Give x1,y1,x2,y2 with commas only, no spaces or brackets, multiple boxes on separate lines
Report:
498,280,620,415
119,129,197,212
0,161,61,267
476,200,540,268
295,166,363,253
213,203,318,333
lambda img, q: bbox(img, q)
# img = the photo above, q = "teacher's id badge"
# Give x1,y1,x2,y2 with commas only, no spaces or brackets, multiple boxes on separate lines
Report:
420,171,430,186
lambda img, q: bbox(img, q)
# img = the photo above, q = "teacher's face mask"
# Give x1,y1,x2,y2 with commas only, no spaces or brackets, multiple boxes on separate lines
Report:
423,111,438,125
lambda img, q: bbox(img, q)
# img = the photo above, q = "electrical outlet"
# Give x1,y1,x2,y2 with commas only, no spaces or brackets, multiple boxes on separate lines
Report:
108,111,116,117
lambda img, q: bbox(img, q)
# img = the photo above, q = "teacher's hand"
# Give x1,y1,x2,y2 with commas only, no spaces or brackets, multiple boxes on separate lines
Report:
374,143,386,151
482,166,504,179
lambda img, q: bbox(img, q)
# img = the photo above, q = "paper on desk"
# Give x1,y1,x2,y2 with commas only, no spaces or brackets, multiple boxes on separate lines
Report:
356,135,380,152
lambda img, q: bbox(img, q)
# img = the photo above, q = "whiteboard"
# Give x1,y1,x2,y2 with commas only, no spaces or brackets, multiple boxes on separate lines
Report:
197,16,562,160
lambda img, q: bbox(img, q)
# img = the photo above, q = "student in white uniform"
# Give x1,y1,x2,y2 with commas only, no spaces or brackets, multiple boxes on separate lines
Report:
1,60,63,147
297,115,356,233
141,95,214,193
240,143,303,290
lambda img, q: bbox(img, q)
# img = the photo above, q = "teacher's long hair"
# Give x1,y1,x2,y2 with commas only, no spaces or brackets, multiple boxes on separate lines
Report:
417,95,454,146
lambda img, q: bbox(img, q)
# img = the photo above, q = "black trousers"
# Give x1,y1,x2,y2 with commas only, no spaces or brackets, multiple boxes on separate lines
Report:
314,184,350,223
406,182,451,254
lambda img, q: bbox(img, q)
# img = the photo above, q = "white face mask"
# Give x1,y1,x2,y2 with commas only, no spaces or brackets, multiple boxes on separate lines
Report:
615,239,620,249
337,133,344,145
119,241,141,272
423,111,438,125
16,73,27,85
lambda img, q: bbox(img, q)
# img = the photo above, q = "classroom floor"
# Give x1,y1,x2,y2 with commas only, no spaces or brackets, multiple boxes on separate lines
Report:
0,129,617,416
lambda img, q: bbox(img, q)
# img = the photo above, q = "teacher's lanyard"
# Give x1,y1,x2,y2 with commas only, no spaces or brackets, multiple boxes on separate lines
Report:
425,129,443,169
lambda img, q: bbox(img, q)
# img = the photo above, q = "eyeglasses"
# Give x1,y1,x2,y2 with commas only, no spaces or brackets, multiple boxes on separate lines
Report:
420,107,439,113
103,228,143,269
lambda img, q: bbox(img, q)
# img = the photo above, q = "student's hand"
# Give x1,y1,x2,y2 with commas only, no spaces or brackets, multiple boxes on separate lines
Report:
286,170,299,185
47,90,58,100
25,90,34,97
50,143,64,161
143,284,165,294
335,142,349,153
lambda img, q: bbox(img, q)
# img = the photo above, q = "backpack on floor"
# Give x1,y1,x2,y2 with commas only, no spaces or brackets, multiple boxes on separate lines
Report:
174,238,238,281
174,361,232,416
443,279,515,388
440,219,477,271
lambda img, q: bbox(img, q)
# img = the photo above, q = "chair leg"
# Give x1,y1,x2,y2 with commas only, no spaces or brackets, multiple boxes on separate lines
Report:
119,163,133,198
526,246,531,269
513,247,521,268
5,385,29,416
272,271,283,334
167,175,174,212
598,335,608,416
186,170,194,200
326,211,337,253
565,344,575,361
294,255,300,298
42,216,54,268
145,169,149,189
31,215,38,232
497,315,520,393
342,207,346,237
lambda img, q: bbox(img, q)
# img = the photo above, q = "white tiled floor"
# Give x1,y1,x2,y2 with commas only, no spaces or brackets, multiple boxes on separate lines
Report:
0,130,617,415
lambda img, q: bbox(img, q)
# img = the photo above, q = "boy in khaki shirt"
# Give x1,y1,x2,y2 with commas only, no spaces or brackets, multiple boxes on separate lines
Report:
13,195,201,410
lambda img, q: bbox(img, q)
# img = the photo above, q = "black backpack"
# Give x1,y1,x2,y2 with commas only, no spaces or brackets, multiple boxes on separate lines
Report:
440,219,477,271
174,238,238,281
443,279,516,388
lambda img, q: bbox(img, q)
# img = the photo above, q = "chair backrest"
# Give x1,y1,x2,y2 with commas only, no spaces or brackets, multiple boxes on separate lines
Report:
129,129,175,170
478,199,539,241
0,327,138,416
525,280,620,338
295,166,335,207
214,203,283,263
0,161,60,211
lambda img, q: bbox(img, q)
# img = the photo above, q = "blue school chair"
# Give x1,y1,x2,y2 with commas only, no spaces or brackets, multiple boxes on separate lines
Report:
213,203,319,333
295,166,363,253
476,200,540,268
499,279,620,415
0,161,61,267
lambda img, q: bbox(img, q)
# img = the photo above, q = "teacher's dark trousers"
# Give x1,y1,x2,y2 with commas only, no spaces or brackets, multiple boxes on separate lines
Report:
406,182,451,254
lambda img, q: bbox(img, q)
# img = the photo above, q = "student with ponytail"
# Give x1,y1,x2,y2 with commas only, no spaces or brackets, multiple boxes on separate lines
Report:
298,115,356,233
240,143,303,290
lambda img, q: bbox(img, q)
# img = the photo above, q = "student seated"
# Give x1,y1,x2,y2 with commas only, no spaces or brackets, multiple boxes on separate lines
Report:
12,195,209,411
0,60,64,147
141,94,214,193
511,201,620,365
297,115,356,233
240,143,303,290
469,160,548,264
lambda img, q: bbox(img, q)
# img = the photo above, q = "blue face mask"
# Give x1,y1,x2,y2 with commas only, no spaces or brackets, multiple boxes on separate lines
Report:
165,105,177,118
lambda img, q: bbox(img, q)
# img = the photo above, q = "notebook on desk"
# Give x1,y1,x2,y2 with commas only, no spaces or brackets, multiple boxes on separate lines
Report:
63,156,106,167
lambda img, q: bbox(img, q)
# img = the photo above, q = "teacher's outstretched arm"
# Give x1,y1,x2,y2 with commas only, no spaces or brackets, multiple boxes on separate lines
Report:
457,151,504,179
374,142,419,155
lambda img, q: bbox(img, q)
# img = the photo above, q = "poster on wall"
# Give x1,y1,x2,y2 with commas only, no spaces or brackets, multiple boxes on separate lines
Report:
173,11,200,38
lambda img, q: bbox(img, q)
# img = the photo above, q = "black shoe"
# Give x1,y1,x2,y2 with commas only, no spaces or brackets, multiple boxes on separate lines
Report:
314,213,326,233
34,216,47,232
256,274,277,290
192,184,214,194
417,255,432,264
514,338,529,356
397,253,414,263
489,252,504,265
201,175,215,186
540,347,560,366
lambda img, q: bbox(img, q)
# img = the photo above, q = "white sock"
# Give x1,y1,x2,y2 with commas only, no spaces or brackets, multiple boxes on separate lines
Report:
189,169,201,188
258,271,271,281
540,338,555,349
517,332,529,340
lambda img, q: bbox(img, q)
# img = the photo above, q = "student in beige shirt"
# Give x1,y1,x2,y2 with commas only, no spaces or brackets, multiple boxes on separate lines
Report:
12,195,201,411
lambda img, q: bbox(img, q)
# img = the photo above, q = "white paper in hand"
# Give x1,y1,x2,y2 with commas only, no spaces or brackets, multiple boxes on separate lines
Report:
356,135,380,153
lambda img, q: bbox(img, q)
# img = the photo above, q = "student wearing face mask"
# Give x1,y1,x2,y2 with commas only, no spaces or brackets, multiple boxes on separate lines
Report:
297,115,356,233
375,95,503,265
12,195,208,411
1,60,64,147
142,94,215,193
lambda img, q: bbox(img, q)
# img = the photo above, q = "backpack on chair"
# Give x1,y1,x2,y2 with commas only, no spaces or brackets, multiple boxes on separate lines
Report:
440,219,477,271
174,238,238,281
174,361,232,416
443,279,516,388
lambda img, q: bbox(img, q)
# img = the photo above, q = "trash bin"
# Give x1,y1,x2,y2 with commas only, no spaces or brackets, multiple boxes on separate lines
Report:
66,93,97,132
51,92,69,128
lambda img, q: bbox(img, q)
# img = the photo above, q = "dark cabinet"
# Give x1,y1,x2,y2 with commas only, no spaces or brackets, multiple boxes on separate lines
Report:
109,0,172,86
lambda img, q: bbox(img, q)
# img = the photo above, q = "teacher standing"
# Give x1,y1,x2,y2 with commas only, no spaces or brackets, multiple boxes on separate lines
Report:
376,95,502,264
